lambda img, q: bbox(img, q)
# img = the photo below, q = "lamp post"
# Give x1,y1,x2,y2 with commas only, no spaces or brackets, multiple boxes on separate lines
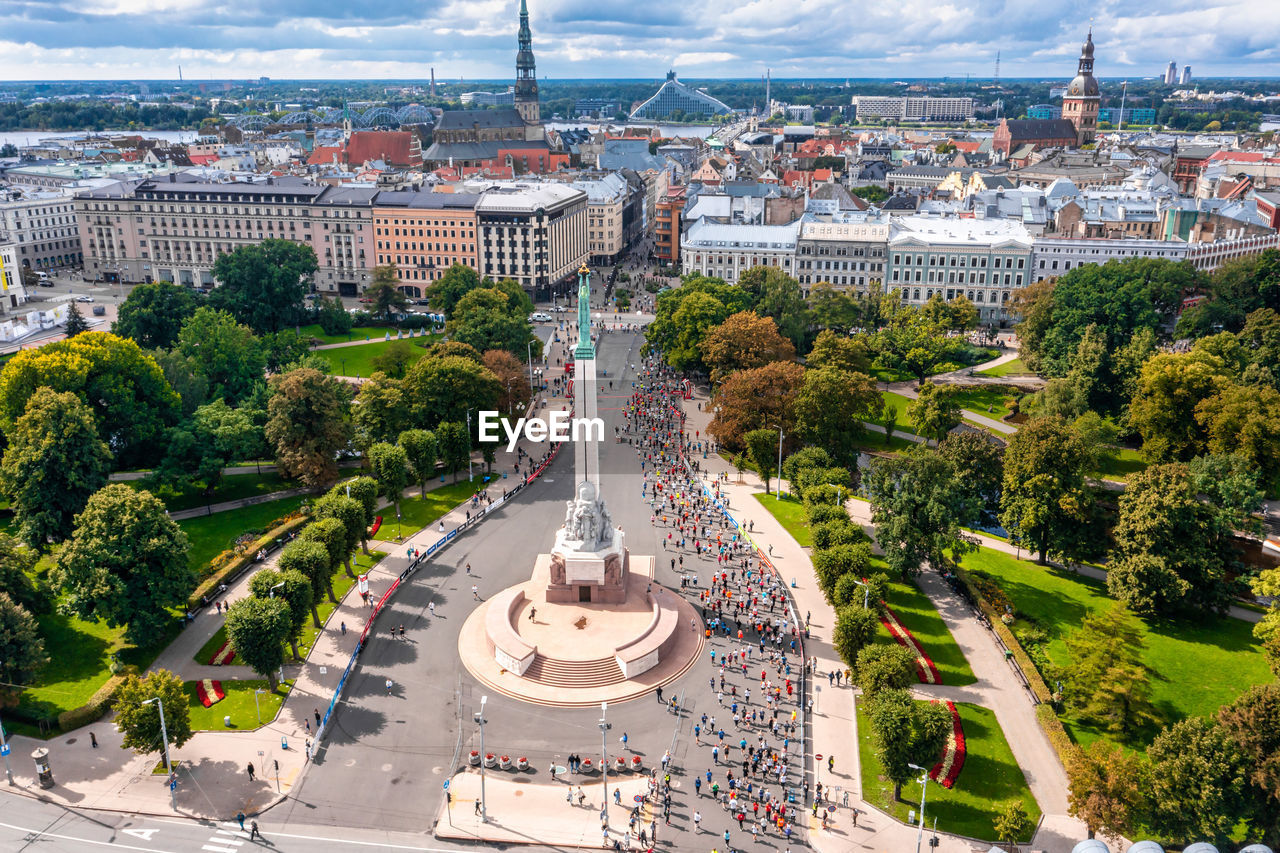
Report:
907,763,930,853
142,697,176,810
853,579,870,609
775,427,784,501
254,688,267,725
474,696,488,823
465,409,474,482
599,701,612,828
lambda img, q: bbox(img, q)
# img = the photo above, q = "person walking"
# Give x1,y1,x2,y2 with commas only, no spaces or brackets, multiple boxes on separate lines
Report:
89,731,98,748
236,811,245,830
693,810,702,832
249,821,261,840
246,762,255,781
340,621,347,635
385,678,393,695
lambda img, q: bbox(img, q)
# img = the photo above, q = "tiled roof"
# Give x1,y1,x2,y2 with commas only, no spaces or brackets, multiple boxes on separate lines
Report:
345,131,419,168
434,109,525,131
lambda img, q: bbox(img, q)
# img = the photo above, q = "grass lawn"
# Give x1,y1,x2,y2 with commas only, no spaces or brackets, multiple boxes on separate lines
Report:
878,391,919,433
184,678,293,731
854,432,923,454
373,480,481,542
194,626,229,666
948,387,1017,421
976,357,1035,378
877,578,977,686
312,335,441,378
754,492,812,548
123,471,298,512
858,701,1040,842
960,547,1273,749
1090,446,1148,482
178,494,310,577
295,322,400,345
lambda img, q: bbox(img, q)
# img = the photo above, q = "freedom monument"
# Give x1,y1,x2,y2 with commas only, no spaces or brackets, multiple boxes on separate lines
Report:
459,265,700,706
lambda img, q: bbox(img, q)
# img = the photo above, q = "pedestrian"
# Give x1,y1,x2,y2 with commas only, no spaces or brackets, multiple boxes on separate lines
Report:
472,584,479,600
89,731,98,748
614,788,621,805
246,762,255,781
236,811,245,830
429,602,435,617
398,624,405,638
655,686,663,703
314,708,321,728
386,678,393,695
466,563,471,575
529,606,537,621
249,821,261,840
828,755,834,772
851,808,858,827
475,799,481,815
693,810,702,831
438,522,445,533
340,621,347,635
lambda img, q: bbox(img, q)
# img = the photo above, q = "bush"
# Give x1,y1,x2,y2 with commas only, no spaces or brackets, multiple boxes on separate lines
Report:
1036,702,1082,769
812,519,861,550
803,483,841,508
833,605,879,669
806,503,849,526
784,447,836,485
186,515,311,611
56,668,134,732
814,542,872,598
832,573,862,607
316,297,353,336
399,314,434,330
967,570,1015,617
856,644,918,697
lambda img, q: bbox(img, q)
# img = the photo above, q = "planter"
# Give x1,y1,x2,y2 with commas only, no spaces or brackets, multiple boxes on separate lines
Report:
469,750,480,766
516,757,529,771
580,758,594,772
483,753,497,768
631,755,643,771
613,756,626,772
499,755,512,770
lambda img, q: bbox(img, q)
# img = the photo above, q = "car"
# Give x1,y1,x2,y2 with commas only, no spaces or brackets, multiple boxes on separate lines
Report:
529,311,553,323
415,298,430,305
303,292,320,301
552,305,568,312
92,305,106,316
74,295,94,303
357,296,374,304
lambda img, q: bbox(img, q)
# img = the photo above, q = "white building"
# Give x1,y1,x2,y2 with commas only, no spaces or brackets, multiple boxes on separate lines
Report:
0,243,30,314
795,212,891,293
0,186,85,271
569,172,631,264
1032,236,1189,281
680,219,801,284
849,96,974,123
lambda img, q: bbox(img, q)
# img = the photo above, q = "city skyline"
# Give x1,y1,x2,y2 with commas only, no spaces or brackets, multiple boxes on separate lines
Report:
0,0,1275,82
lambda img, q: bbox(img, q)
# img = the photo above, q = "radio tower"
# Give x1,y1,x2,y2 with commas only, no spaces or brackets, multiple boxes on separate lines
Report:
994,50,1000,84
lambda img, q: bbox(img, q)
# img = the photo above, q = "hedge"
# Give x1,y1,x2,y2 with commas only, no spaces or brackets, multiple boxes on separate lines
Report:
56,667,136,732
185,514,311,611
1035,702,1082,771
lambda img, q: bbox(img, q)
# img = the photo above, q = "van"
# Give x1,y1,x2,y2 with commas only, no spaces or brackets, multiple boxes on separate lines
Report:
529,312,553,323
35,271,52,286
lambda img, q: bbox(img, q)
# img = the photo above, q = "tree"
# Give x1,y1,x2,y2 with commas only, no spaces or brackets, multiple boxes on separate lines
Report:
1218,683,1280,818
0,532,50,614
873,312,958,384
152,349,209,418
807,286,859,334
482,350,531,414
1147,716,1255,845
1106,463,1234,617
437,421,470,482
113,281,203,350
339,476,379,553
999,418,1091,563
426,263,482,318
365,265,409,321
64,301,89,338
51,485,191,646
906,382,961,442
813,542,873,597
0,592,46,699
369,341,415,380
1062,605,1159,738
249,568,313,660
1176,249,1280,337
1189,452,1264,532
701,311,796,384
1196,383,1280,495
866,689,953,800
175,308,266,404
448,287,535,358
399,429,438,496
113,669,193,756
737,266,811,350
1129,350,1231,462
0,388,111,551
403,354,500,429
993,800,1034,847
832,604,879,669
744,429,780,494
352,372,409,448
920,294,978,332
260,330,311,374
276,539,330,624
937,432,1004,528
223,596,291,691
315,296,353,337
793,366,879,467
265,367,351,488
0,332,180,468
707,362,804,453
864,447,975,578
807,329,871,375
210,239,317,333
367,442,410,518
1067,741,1150,842
855,644,917,697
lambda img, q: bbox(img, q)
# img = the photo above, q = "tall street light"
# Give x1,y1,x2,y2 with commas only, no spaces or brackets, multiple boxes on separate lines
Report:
599,701,612,830
474,696,488,823
142,697,176,810
907,763,931,853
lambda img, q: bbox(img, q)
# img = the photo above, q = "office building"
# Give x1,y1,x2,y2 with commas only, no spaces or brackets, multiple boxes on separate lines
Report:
473,182,588,296
795,212,890,293
0,187,83,271
680,219,801,284
1165,60,1178,85
1026,104,1062,120
372,191,481,298
848,96,974,123
1180,66,1192,85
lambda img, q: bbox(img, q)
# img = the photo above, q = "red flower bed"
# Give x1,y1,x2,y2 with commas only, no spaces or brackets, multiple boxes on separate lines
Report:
928,700,966,789
369,516,382,536
196,679,225,708
879,605,941,684
209,640,235,666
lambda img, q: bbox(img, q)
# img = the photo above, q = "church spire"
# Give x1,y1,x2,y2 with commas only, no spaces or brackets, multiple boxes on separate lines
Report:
514,0,540,125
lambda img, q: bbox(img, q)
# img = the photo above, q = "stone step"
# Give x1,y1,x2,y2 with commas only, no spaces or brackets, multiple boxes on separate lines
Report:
523,654,626,688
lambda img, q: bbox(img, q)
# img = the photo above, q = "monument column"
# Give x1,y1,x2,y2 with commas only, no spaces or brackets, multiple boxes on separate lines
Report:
572,264,600,493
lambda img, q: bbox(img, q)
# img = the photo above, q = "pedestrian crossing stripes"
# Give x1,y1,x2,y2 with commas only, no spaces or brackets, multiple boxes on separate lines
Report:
201,824,248,853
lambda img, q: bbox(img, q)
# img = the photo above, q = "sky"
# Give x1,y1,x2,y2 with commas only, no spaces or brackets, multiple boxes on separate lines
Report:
0,0,1276,82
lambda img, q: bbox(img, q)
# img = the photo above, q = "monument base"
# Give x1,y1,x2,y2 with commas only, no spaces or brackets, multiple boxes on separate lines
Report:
546,527,627,604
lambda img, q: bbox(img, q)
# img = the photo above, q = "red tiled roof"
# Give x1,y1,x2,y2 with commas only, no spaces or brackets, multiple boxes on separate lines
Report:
307,146,343,166
345,131,419,167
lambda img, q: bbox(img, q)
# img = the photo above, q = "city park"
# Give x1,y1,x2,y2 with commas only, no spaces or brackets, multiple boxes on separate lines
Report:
0,246,1277,852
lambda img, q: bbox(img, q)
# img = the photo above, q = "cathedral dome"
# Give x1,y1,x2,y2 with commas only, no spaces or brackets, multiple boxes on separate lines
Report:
1066,73,1099,98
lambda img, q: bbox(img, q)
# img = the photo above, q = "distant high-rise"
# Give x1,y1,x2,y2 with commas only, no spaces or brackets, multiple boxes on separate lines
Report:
1164,60,1177,85
1062,29,1100,146
514,0,540,126
1180,65,1192,85
430,67,437,97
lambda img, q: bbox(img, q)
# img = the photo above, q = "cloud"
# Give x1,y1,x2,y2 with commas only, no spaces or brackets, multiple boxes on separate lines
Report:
0,0,1273,80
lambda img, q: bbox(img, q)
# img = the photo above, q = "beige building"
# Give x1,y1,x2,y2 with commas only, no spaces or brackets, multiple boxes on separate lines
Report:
571,173,629,263
471,182,588,297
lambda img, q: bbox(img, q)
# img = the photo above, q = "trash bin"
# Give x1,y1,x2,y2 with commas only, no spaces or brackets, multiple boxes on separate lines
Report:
224,715,232,727
31,747,54,788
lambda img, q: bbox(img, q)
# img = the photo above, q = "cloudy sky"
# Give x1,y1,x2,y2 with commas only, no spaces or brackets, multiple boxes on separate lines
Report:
0,0,1275,81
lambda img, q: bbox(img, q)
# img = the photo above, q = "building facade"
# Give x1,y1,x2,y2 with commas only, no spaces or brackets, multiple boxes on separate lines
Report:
654,185,686,267
372,191,481,298
473,182,588,296
630,72,733,121
848,96,974,123
680,219,800,284
0,187,83,271
569,173,631,264
795,215,890,294
1062,31,1100,145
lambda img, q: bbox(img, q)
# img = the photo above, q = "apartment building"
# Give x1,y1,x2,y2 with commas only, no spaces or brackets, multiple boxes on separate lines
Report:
372,191,481,298
795,213,890,294
0,187,83,271
472,182,588,296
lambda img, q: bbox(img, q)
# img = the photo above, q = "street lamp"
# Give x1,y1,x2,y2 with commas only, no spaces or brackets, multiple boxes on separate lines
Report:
599,701,612,828
142,697,177,810
254,688,267,725
908,763,931,853
474,696,488,823
268,582,285,598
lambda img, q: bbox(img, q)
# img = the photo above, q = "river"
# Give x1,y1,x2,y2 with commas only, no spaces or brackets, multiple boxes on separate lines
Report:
0,129,199,148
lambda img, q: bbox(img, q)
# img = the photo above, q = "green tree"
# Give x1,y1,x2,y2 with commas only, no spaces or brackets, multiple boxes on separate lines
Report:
793,366,879,466
175,308,266,404
152,348,209,417
906,381,961,442
436,421,470,482
265,367,351,488
0,388,111,551
864,447,975,578
367,441,410,517
249,568,313,660
399,429,438,496
448,287,535,358
707,362,804,453
0,532,50,614
806,329,871,374
1062,605,1159,738
369,341,415,379
993,800,1034,846
1067,741,1150,843
1147,716,1255,846
425,263,482,318
113,669,193,756
807,286,860,334
855,644,917,697
338,476,379,553
210,239,317,333
1196,383,1280,495
352,372,409,448
867,688,953,800
223,595,291,691
276,539,330,623
832,604,879,669
737,265,811,351
64,301,89,338
937,432,1004,528
260,330,311,374
315,296,353,337
1217,683,1280,822
744,429,780,494
1106,463,1234,617
113,281,203,350
365,265,409,321
1129,350,1231,462
874,312,958,384
0,592,46,699
999,418,1091,563
701,311,796,384
52,484,191,646
1175,248,1280,337
403,354,500,429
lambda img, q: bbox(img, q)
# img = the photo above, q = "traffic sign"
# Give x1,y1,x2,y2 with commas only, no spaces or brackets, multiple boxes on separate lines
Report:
815,754,823,761
0,744,9,756
443,780,450,790
169,780,177,791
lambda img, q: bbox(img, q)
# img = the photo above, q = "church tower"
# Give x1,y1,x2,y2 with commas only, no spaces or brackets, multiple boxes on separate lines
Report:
1062,29,1100,146
514,0,540,127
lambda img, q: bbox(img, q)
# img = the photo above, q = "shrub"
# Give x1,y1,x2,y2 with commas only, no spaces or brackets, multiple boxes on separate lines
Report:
186,515,311,610
967,570,1015,617
812,519,861,550
832,573,862,607
813,542,872,598
803,483,841,508
856,644,918,697
1036,702,1082,769
833,605,879,669
806,503,849,526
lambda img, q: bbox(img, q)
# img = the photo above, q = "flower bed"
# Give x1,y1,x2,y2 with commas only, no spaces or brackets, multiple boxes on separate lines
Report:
196,679,225,708
369,516,382,537
209,640,235,666
928,700,965,789
880,605,941,684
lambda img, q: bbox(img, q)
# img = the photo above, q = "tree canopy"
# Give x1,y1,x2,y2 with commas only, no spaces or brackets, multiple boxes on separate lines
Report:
112,281,204,350
210,239,317,333
265,367,352,488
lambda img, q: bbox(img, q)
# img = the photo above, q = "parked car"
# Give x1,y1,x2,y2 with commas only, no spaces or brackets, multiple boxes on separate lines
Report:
74,295,94,303
91,305,106,316
529,311,553,323
303,292,320,301
415,298,430,305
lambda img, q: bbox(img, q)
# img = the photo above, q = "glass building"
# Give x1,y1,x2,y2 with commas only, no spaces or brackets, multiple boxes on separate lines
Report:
630,71,733,121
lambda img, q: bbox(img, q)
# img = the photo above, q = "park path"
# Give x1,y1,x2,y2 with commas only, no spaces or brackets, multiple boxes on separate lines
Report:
677,389,1088,851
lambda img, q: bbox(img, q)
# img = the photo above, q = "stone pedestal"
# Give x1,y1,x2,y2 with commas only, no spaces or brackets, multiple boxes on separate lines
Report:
546,527,628,604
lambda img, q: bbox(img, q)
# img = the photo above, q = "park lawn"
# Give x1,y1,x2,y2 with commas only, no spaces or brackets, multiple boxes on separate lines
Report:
184,678,293,731
295,322,399,345
312,335,441,378
124,471,298,513
754,493,812,548
858,701,1039,842
1090,446,1148,482
976,357,1034,378
948,388,1017,421
373,480,481,542
877,578,977,687
854,432,922,455
194,626,230,667
179,494,310,578
878,392,919,433
960,547,1273,749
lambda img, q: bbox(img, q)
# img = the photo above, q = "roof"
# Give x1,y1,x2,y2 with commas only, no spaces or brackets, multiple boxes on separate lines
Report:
346,131,419,167
422,139,550,163
889,215,1034,249
373,191,481,210
473,182,585,213
682,218,802,250
1000,119,1078,141
434,109,526,131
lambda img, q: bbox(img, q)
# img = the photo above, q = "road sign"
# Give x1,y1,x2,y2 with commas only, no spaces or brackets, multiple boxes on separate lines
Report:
815,754,823,761
169,780,177,791
0,744,9,756
443,780,450,790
